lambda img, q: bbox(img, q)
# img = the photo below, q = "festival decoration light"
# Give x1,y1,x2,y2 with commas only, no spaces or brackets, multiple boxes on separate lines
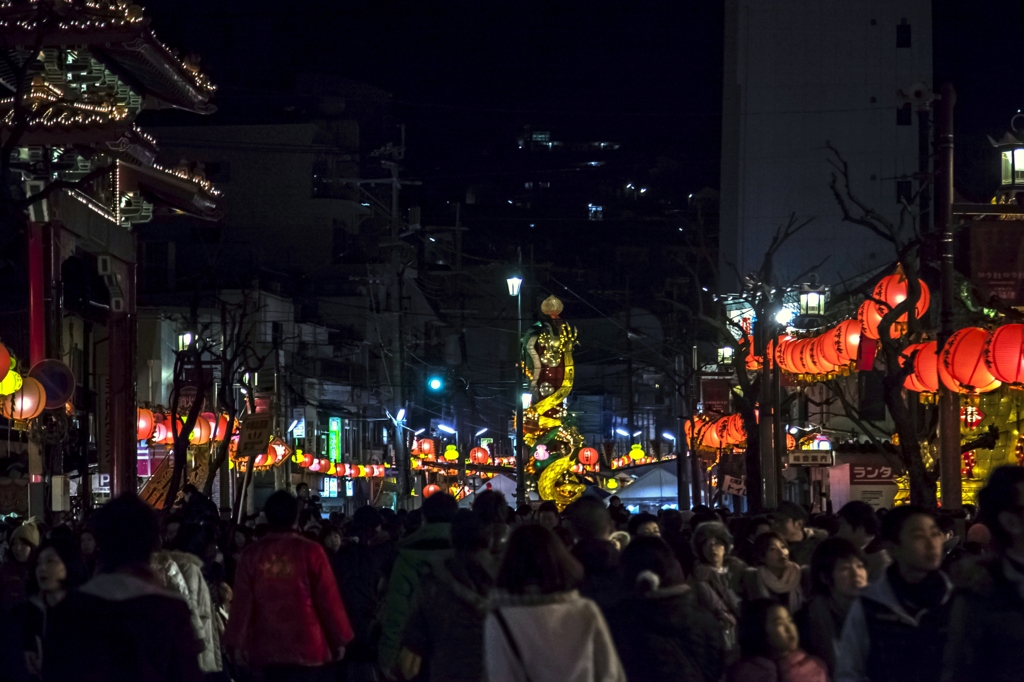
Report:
939,327,1001,395
137,408,155,441
984,324,1024,385
0,377,46,420
578,447,600,466
423,484,441,498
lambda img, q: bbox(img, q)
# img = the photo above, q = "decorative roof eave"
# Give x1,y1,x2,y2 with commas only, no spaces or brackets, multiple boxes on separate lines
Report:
120,162,221,221
988,132,1023,148
1,121,132,147
0,21,215,114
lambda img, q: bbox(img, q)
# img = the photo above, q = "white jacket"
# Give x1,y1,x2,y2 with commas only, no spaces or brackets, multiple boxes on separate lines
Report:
168,551,222,673
484,590,625,682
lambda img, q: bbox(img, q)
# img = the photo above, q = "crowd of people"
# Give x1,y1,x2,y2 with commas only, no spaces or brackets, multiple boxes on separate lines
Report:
1,468,1023,681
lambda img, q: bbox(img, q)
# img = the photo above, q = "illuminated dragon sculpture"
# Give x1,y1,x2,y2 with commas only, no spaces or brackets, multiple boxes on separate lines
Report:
524,296,586,509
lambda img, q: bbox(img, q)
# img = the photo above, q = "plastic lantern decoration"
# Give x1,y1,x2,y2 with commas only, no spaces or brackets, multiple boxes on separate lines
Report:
327,462,337,475
0,377,46,420
873,270,930,322
254,453,268,467
858,301,885,341
152,421,170,444
939,327,1001,395
212,414,232,441
629,443,645,461
187,416,212,445
443,444,459,462
371,464,386,477
469,447,489,465
744,335,762,370
820,320,861,367
0,370,23,396
578,447,600,466
984,324,1024,385
137,408,155,442
774,337,796,373
410,439,421,456
300,453,313,468
786,433,797,450
418,439,435,458
810,336,837,374
533,444,550,461
423,483,441,498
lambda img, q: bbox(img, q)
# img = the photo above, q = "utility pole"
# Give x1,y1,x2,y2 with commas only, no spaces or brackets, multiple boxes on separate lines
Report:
691,345,703,507
758,315,778,510
625,278,635,439
674,354,688,509
937,83,961,511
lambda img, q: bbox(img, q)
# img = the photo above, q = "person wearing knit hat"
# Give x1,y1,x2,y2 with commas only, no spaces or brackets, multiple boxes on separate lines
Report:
10,522,40,550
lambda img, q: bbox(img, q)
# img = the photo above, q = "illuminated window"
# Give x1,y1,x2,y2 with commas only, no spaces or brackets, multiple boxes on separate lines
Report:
1014,149,1024,184
1003,151,1013,185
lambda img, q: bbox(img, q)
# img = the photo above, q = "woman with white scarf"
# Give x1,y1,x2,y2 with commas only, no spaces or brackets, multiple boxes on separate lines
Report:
739,532,806,615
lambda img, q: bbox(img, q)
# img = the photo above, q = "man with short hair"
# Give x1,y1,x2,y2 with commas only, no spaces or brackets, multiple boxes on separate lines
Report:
44,494,203,682
772,501,821,566
836,505,953,682
942,466,1024,682
536,500,560,529
837,501,889,580
378,493,457,680
567,496,624,614
224,490,353,681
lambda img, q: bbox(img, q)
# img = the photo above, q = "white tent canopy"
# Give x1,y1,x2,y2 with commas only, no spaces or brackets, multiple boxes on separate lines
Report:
462,473,518,508
615,466,679,501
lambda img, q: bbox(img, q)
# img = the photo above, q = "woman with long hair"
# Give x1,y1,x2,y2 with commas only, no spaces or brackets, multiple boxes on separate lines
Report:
690,521,746,653
485,524,625,682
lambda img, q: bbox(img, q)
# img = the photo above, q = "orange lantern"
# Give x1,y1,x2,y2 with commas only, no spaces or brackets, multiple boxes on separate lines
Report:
788,339,811,374
712,416,732,446
418,439,435,457
809,336,837,374
189,416,212,445
469,446,489,464
410,439,421,456
939,327,1001,394
572,463,585,474
726,413,746,444
0,377,46,420
152,421,170,444
578,447,600,466
254,453,268,467
775,336,795,372
137,407,155,441
423,483,441,498
786,433,796,450
699,417,721,449
873,271,930,321
821,320,861,366
300,453,313,468
984,324,1024,385
212,414,232,441
901,343,932,393
858,300,900,341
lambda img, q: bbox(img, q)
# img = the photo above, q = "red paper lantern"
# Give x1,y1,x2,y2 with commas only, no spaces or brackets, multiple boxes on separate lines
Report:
423,483,441,498
775,337,796,372
712,416,732,446
787,339,811,374
212,414,232,441
137,408,155,441
371,464,385,477
418,439,435,457
858,301,884,341
0,342,9,383
300,453,313,468
984,324,1024,385
578,447,600,466
152,421,170,444
809,336,837,374
726,413,746,444
469,447,490,464
821,320,861,366
786,433,796,450
873,271,930,321
939,327,1001,394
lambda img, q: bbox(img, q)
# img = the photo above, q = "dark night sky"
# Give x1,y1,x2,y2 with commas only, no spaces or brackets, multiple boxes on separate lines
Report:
145,0,1024,201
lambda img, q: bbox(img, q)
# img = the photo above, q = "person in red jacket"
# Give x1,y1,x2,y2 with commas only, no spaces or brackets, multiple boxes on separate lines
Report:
224,490,353,681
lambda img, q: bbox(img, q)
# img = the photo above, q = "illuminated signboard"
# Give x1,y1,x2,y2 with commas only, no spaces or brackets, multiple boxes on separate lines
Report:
329,417,341,463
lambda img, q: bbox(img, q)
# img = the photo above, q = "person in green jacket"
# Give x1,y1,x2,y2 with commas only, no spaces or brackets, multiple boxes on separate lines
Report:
378,492,457,680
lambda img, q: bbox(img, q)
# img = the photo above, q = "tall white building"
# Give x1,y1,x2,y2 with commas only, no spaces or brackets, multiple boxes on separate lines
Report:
719,0,932,291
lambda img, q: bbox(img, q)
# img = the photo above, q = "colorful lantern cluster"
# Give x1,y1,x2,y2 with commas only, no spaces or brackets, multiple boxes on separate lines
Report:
684,412,751,451
138,410,238,445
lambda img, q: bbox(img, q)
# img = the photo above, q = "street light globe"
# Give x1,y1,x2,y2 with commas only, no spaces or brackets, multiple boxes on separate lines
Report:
506,276,523,297
775,308,795,326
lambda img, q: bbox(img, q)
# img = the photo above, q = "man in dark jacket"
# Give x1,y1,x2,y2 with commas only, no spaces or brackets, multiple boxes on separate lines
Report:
942,466,1024,682
400,507,497,682
44,494,203,682
836,505,952,682
567,496,624,614
378,492,457,679
773,501,822,566
331,505,388,671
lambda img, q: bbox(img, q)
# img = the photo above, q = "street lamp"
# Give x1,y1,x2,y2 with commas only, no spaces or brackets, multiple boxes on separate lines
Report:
509,261,526,508
437,424,456,435
799,285,827,316
414,428,425,436
395,408,406,422
614,428,630,437
662,432,676,442
475,428,487,437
